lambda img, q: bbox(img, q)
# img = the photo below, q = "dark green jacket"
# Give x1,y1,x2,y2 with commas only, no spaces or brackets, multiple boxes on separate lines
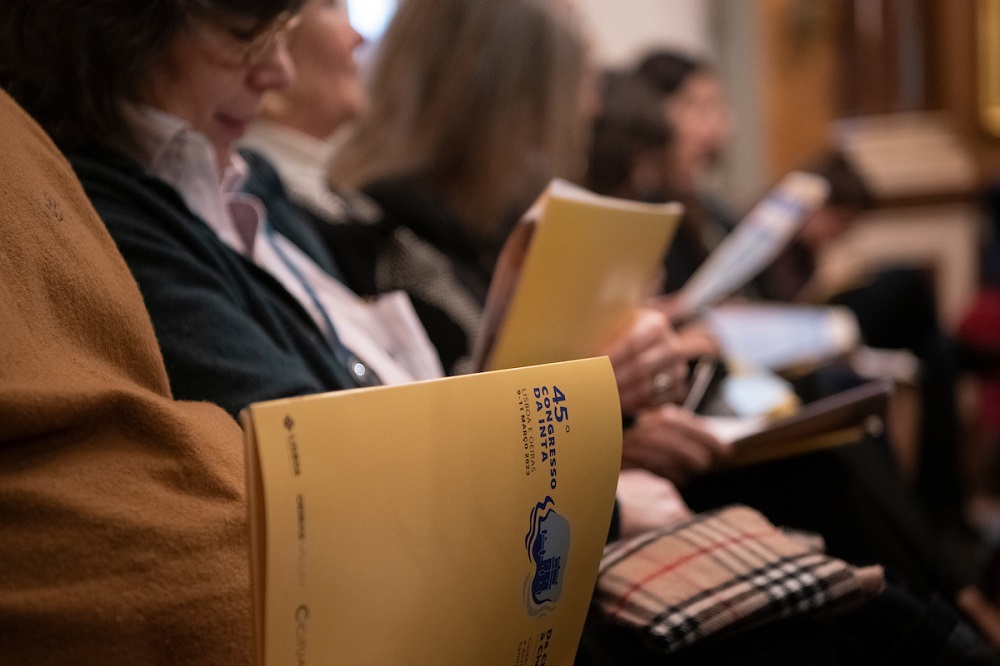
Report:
70,149,354,418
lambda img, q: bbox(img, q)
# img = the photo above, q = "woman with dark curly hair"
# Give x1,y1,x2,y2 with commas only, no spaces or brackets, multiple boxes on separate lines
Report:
0,0,428,419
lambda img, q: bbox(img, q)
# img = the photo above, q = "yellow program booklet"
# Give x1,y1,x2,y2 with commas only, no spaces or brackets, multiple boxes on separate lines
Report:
475,179,682,371
241,357,623,665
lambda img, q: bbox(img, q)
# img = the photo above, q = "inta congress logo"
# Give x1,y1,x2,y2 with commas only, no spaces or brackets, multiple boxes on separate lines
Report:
523,497,570,616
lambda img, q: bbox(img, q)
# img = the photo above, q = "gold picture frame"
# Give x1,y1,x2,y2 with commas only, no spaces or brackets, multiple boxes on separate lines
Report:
979,0,1000,136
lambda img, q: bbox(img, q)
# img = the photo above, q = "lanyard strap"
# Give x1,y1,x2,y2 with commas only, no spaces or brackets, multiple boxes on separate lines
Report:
264,222,381,388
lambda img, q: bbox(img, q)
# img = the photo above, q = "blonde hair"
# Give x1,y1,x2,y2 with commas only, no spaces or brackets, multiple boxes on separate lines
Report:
330,0,590,239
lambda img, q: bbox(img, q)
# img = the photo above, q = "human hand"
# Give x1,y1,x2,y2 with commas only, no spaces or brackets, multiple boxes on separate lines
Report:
622,404,729,484
649,293,681,321
674,323,721,359
615,468,693,539
601,308,688,414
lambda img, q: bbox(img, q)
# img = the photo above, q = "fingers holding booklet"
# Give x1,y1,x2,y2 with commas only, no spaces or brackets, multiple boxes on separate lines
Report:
600,308,690,412
471,179,694,422
468,176,885,483
474,179,683,375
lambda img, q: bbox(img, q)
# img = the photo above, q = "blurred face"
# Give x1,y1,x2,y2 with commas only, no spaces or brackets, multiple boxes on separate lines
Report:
281,0,365,137
143,11,298,168
577,63,601,125
628,147,669,200
663,72,733,193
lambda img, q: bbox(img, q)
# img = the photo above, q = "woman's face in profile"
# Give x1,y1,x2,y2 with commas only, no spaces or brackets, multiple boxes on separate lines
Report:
284,0,366,134
664,72,733,190
143,10,298,167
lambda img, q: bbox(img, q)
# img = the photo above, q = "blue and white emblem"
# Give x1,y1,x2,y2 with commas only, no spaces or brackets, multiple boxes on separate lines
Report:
524,497,570,616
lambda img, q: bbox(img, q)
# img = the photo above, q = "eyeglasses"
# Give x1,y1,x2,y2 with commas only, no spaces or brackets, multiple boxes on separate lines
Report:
188,10,301,66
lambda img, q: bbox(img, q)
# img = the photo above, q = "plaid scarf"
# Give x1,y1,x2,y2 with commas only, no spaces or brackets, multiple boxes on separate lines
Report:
596,505,885,654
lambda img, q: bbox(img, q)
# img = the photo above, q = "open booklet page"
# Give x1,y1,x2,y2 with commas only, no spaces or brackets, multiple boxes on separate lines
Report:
705,302,861,373
475,179,682,371
671,171,830,320
702,379,891,467
242,357,623,665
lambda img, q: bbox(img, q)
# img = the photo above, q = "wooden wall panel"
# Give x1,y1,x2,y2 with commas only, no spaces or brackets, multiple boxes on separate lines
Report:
931,0,1000,184
757,0,842,180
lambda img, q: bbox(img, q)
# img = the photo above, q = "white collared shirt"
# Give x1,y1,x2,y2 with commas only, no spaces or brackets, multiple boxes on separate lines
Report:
127,107,444,384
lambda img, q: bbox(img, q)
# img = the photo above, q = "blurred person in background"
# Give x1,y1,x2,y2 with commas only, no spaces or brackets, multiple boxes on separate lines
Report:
762,151,967,529
331,0,599,375
585,69,673,203
637,49,740,295
240,0,391,298
585,59,999,634
327,0,717,479
638,49,967,529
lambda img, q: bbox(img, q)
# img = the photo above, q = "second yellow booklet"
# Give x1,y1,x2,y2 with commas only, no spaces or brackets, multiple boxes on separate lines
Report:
242,357,623,665
479,179,682,371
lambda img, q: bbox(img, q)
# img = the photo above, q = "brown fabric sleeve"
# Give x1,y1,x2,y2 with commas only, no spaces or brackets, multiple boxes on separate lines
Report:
0,89,253,663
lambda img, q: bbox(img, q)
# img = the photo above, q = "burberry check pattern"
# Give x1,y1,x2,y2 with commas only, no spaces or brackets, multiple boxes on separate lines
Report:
596,505,885,654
